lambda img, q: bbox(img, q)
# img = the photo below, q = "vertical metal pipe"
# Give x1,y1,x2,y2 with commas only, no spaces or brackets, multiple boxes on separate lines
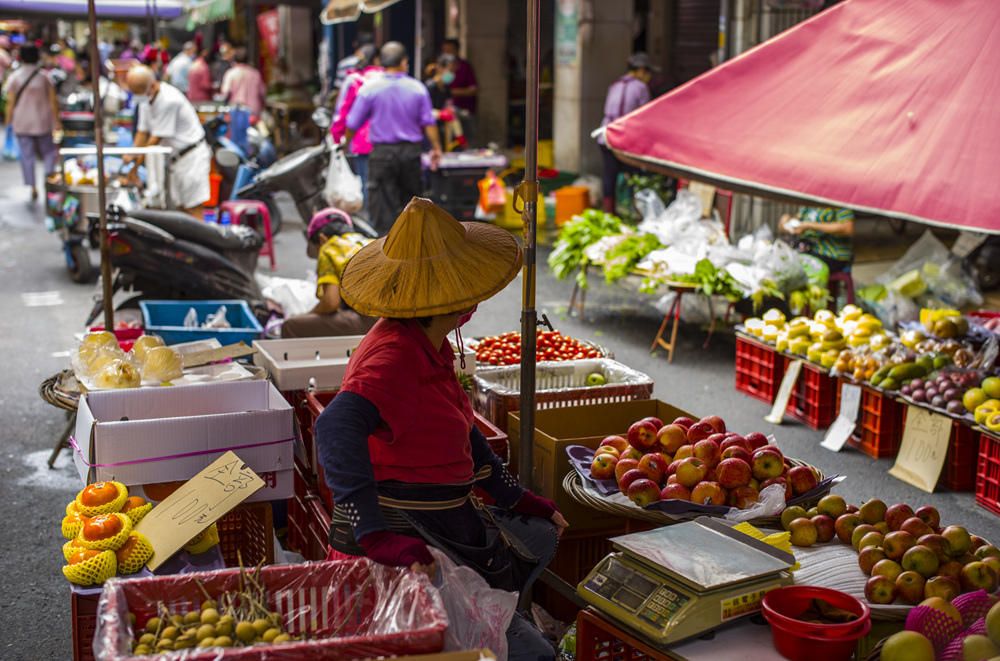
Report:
88,0,114,332
517,0,540,487
414,0,423,81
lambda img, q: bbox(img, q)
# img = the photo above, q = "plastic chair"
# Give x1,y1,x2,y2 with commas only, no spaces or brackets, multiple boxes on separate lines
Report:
219,199,276,270
827,268,855,310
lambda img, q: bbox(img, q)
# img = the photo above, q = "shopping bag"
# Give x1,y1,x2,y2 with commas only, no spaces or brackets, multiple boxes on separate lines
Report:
477,170,507,214
2,126,19,161
323,150,364,213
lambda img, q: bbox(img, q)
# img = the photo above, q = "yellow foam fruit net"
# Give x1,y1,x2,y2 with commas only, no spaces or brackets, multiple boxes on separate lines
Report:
733,522,800,571
75,481,129,517
183,523,220,555
80,513,133,551
63,550,118,586
63,538,87,563
121,501,153,526
117,533,155,574
61,513,88,540
65,500,78,516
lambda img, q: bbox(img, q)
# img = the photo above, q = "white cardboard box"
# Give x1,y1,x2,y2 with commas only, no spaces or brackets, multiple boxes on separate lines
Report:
254,336,475,391
74,380,295,501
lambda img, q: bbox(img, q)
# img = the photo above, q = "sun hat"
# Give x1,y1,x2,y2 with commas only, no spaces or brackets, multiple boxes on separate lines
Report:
306,207,354,258
339,197,523,318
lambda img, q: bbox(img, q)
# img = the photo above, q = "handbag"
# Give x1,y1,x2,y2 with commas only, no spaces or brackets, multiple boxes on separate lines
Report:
323,149,364,213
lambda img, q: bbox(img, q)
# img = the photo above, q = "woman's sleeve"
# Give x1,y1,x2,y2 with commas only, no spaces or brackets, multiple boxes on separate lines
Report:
314,390,390,538
469,424,525,508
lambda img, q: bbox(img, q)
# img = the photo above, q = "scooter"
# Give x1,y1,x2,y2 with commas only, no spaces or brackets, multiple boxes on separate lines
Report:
203,111,277,204
84,205,267,326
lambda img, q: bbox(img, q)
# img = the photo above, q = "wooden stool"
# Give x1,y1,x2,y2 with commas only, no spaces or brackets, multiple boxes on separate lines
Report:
219,199,277,270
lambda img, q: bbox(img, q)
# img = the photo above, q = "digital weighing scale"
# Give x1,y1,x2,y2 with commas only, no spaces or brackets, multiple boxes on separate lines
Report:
579,517,796,646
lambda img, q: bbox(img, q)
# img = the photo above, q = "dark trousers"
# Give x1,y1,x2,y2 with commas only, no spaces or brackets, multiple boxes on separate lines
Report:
368,141,424,236
601,144,639,211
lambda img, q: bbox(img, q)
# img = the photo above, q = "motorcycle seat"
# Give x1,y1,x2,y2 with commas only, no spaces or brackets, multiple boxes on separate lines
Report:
127,208,262,254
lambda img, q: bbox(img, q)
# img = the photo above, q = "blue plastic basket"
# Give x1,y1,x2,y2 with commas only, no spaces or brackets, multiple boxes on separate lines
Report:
139,300,263,346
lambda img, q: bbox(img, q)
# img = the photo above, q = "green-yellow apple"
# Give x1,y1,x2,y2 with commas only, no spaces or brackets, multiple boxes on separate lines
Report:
858,546,886,575
788,518,818,547
865,574,898,605
852,524,878,550
590,452,619,479
962,634,998,661
985,600,1000,646
960,561,999,593
872,559,904,582
816,493,848,519
880,631,934,661
859,531,885,551
859,498,888,525
780,505,808,531
902,545,940,579
924,576,960,602
883,530,918,560
942,525,973,557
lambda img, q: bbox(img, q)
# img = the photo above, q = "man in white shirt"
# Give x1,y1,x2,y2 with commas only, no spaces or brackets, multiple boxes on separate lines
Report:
164,41,197,93
122,65,211,216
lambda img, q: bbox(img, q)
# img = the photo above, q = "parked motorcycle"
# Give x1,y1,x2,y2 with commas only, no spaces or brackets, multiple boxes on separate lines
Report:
84,206,266,326
203,111,277,204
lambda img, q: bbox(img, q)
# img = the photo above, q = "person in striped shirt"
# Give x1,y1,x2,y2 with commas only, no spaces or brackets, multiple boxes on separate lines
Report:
780,206,854,272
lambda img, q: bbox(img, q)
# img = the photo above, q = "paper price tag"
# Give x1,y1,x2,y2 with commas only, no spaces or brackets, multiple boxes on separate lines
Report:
136,450,264,570
888,405,951,493
822,383,861,452
766,359,802,425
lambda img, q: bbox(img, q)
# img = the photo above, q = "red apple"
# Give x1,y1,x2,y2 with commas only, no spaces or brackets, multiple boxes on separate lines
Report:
719,436,751,454
707,433,729,446
846,504,860,514
786,465,818,496
970,535,989,553
915,505,940,530
660,483,691,501
665,460,681,478
748,477,761,491
750,449,784,481
618,469,647,494
665,474,679,485
858,546,886,575
685,422,716,444
760,476,793,501
936,560,964,581
674,445,694,460
655,425,688,455
884,503,915,532
835,513,864,544
594,445,620,459
744,432,769,451
883,531,918,561
728,485,760,509
753,444,784,462
637,453,668,485
923,576,960,602
693,439,722,468
627,478,662,507
590,453,619,479
700,415,726,433
721,446,752,464
704,467,717,483
640,416,663,432
812,514,836,543
959,561,999,593
717,458,752,489
620,447,644,463
627,420,659,451
895,571,925,605
600,435,629,454
614,458,639,483
901,517,933,539
691,481,727,506
865,575,899,605
672,416,695,430
675,457,708,489
917,534,952,564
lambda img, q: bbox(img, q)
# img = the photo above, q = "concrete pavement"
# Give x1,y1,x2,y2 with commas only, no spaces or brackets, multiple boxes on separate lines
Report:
0,157,998,659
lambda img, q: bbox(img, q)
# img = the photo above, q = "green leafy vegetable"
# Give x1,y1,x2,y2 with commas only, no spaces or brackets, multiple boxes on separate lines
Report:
603,234,663,284
547,210,624,290
644,259,743,301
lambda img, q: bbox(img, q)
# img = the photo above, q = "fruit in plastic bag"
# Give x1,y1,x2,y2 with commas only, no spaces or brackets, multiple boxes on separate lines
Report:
93,358,141,388
131,334,165,361
141,346,184,382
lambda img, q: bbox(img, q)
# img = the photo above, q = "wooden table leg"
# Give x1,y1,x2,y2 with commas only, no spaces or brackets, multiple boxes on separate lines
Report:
650,290,684,362
569,282,586,321
48,411,77,468
703,294,716,349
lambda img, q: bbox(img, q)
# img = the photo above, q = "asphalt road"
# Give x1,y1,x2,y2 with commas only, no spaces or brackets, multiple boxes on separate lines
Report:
0,158,997,660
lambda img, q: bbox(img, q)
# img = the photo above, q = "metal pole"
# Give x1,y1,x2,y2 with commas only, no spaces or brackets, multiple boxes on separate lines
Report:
517,0,540,487
88,0,114,332
414,0,423,80
152,0,160,44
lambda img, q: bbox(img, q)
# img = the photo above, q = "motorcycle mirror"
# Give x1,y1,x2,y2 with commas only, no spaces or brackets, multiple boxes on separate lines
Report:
215,148,242,169
311,108,333,130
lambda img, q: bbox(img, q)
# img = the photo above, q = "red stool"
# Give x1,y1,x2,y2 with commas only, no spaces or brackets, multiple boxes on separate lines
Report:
219,199,276,270
827,269,855,310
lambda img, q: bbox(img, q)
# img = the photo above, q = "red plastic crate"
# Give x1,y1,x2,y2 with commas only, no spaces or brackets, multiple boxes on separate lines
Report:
306,492,333,561
837,378,905,459
735,334,784,404
942,422,979,492
576,609,671,661
533,525,625,623
782,357,837,430
977,430,1000,516
287,492,308,556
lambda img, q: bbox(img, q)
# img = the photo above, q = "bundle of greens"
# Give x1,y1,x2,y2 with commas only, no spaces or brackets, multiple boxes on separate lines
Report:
642,258,743,301
547,210,625,289
603,234,663,284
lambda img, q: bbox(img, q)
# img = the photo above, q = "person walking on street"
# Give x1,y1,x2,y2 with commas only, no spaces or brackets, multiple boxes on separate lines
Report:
165,41,197,93
332,44,382,208
345,42,441,236
439,39,476,143
186,49,213,103
334,31,374,90
597,52,656,213
210,41,233,91
4,44,61,201
220,46,266,117
122,65,211,217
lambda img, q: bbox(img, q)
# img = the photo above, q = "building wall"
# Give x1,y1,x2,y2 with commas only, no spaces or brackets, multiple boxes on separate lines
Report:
459,0,509,146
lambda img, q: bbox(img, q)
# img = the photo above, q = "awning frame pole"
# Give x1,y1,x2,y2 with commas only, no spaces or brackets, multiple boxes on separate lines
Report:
88,0,114,332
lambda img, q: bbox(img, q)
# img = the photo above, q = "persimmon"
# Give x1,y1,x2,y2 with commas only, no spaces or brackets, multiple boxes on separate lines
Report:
121,496,147,512
80,482,119,508
83,513,125,541
143,480,186,501
70,549,103,565
61,511,91,539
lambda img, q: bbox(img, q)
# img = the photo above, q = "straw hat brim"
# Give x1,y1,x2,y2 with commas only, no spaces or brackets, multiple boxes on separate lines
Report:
340,212,523,318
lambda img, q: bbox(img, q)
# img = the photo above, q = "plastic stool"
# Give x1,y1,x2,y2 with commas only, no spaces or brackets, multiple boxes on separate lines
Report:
827,269,855,310
219,199,276,270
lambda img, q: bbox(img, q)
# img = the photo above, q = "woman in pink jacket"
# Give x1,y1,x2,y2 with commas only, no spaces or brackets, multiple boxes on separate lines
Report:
331,44,382,209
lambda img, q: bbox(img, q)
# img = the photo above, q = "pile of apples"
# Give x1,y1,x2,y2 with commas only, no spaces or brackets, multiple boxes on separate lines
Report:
589,414,820,510
781,495,1000,606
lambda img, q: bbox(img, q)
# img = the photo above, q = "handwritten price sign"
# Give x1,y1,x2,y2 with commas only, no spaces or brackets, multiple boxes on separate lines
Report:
136,451,265,570
888,405,951,493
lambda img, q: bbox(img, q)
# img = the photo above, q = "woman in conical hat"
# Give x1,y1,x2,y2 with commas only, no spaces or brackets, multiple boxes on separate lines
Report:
316,197,566,660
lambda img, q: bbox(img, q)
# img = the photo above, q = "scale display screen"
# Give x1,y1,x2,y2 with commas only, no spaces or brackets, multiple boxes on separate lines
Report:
583,556,690,628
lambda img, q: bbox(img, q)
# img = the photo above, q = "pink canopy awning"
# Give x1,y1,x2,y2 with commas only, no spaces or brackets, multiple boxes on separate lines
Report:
605,0,1000,234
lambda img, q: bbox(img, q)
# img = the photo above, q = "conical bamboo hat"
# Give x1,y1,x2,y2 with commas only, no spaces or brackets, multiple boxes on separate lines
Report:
340,197,523,317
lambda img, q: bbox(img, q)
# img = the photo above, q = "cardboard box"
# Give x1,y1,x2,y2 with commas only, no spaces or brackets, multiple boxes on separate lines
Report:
74,381,295,501
508,399,695,531
357,651,496,661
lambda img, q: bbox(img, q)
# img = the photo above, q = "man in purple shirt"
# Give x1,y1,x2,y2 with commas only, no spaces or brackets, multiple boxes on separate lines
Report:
598,52,656,212
345,42,442,235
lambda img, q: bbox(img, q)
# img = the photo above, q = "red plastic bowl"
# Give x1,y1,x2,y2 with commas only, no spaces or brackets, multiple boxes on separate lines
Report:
762,585,870,639
767,613,871,661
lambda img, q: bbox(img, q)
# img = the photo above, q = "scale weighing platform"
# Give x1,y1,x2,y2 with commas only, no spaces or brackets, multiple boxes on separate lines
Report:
579,517,795,647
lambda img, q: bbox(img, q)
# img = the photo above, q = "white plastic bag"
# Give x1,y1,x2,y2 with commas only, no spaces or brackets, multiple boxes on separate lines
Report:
323,150,364,213
429,547,517,661
183,307,198,328
203,305,231,329
722,483,787,523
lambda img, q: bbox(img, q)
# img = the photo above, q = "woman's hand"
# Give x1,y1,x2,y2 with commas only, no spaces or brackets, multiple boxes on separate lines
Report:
511,490,567,536
410,560,437,582
551,511,569,538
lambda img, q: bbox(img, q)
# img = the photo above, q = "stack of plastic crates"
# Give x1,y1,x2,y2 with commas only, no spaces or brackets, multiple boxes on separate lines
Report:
735,333,784,404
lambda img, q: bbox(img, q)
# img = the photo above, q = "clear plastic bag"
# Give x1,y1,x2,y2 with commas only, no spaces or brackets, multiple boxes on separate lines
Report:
94,558,449,661
722,482,787,523
183,307,198,329
203,306,231,329
323,150,364,213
